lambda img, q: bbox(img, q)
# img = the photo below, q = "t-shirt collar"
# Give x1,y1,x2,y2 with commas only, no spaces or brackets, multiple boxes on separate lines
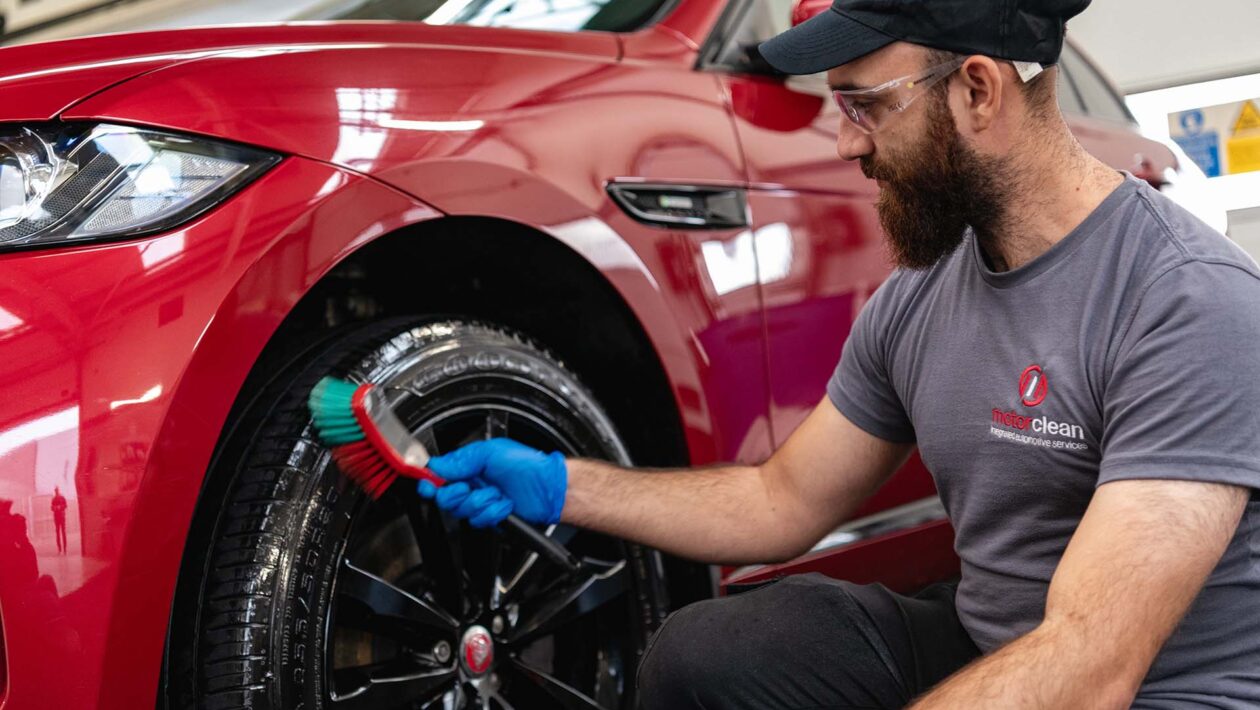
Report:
970,171,1138,289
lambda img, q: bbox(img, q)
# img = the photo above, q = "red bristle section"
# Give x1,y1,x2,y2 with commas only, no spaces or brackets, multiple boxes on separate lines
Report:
329,440,400,500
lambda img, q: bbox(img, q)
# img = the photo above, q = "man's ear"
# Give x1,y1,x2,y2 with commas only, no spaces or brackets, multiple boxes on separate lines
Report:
954,56,1004,132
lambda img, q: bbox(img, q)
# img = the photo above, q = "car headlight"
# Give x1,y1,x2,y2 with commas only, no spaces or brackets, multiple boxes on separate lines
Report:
0,123,280,252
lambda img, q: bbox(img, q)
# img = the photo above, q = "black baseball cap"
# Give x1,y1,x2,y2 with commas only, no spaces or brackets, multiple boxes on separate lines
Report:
759,0,1091,76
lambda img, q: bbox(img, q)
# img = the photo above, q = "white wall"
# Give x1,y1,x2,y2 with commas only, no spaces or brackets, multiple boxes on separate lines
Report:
1069,0,1260,93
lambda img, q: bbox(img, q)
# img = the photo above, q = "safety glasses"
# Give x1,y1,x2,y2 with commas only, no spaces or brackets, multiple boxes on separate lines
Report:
832,56,967,135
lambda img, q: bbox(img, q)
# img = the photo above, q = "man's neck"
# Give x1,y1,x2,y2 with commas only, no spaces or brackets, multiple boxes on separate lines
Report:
976,134,1124,273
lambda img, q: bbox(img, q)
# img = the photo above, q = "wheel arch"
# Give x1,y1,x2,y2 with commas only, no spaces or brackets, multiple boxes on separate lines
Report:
247,213,694,467
158,213,714,706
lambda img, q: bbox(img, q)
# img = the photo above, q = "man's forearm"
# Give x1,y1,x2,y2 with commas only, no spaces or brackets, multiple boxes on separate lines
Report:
911,480,1247,710
908,620,1142,710
560,458,812,565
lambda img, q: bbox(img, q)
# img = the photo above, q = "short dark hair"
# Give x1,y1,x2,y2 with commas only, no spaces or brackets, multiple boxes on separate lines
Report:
924,48,1058,118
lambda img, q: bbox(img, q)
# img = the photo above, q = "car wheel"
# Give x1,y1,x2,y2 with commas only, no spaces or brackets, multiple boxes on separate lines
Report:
168,319,670,709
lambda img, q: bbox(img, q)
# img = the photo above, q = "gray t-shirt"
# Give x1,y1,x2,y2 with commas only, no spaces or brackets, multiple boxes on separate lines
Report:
828,174,1260,707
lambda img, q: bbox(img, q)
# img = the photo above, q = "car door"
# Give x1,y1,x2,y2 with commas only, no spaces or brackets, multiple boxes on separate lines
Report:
703,0,956,593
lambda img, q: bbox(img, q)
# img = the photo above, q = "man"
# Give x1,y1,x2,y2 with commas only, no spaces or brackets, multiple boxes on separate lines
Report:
51,486,67,554
418,0,1260,706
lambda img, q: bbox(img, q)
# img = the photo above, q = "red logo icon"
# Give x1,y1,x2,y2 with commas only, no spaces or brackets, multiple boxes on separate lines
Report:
1019,365,1048,407
462,626,494,676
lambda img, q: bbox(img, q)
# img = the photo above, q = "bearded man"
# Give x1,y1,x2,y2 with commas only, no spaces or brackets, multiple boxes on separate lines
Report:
416,1,1260,707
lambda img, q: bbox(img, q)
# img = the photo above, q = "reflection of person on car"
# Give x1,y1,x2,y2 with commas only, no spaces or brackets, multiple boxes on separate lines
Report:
418,0,1260,708
51,486,68,554
0,497,82,694
0,499,39,593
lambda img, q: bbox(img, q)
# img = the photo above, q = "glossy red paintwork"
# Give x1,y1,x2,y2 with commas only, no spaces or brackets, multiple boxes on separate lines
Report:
0,158,441,709
0,1,1179,707
0,23,598,121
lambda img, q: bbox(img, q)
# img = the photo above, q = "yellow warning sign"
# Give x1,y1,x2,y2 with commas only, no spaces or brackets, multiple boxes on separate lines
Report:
1234,101,1260,134
1172,98,1260,176
1227,135,1260,175
1227,100,1260,174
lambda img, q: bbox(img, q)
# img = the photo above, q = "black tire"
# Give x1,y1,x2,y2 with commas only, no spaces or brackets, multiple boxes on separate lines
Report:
166,319,671,709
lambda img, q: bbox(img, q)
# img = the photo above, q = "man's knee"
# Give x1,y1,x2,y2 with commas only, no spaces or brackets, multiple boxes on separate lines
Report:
637,575,923,710
637,597,743,709
637,578,836,709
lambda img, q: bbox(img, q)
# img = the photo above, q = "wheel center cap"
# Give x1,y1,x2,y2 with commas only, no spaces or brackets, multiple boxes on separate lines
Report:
460,625,494,676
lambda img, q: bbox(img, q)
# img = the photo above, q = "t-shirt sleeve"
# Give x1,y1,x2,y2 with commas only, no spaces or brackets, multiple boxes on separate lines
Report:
1099,261,1260,489
826,278,916,443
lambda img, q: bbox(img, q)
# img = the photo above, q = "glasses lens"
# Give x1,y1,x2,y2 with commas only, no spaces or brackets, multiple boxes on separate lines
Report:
833,92,874,133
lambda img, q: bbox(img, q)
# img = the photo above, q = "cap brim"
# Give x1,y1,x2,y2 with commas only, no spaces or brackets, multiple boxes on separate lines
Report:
758,8,896,75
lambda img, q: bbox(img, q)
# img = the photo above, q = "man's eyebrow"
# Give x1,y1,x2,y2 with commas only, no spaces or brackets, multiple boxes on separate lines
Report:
827,81,866,92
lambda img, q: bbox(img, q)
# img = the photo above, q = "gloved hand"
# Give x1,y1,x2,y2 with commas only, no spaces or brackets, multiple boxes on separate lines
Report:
418,438,568,526
422,484,515,529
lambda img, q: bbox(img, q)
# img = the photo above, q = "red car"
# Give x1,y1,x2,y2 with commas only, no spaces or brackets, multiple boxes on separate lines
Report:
0,0,1174,706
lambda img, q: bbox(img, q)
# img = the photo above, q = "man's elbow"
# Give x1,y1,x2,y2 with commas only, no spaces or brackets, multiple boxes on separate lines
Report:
761,540,811,565
752,464,836,563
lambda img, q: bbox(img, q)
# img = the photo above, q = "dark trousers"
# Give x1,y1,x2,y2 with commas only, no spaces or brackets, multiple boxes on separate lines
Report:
637,573,980,710
54,517,67,553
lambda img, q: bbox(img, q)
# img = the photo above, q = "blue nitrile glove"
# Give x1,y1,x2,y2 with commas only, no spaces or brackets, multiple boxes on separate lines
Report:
422,483,514,529
418,438,567,525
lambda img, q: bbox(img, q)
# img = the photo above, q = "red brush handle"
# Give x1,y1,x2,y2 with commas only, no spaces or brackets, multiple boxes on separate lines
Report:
350,385,446,487
401,466,446,487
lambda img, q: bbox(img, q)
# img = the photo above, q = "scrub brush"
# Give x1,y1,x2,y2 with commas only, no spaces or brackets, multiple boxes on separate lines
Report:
308,376,580,572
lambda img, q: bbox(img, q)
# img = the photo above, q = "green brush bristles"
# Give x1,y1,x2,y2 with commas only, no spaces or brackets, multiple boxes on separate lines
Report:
309,377,366,446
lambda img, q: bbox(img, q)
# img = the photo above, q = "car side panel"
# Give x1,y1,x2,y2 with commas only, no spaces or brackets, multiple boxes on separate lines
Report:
0,158,441,710
61,43,625,178
364,63,773,465
722,73,945,507
65,41,777,468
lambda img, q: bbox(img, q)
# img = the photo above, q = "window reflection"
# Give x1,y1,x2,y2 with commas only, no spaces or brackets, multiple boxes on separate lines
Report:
0,305,22,333
332,88,399,169
443,0,610,31
700,223,796,297
327,0,670,33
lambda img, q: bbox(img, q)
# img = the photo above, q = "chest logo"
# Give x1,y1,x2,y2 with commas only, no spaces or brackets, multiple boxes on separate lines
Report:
1019,364,1048,407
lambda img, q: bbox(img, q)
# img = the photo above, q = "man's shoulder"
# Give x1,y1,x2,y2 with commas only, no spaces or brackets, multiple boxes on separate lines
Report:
1110,183,1260,346
1124,180,1260,289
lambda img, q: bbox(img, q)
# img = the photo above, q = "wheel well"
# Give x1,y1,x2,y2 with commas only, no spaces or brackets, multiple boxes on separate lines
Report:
278,215,690,469
163,217,713,691
303,216,714,604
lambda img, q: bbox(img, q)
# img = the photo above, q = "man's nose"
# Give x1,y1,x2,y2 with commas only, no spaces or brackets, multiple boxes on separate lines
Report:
835,120,874,162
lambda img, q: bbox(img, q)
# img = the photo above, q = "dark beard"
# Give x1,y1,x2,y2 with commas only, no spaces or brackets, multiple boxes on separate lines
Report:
861,90,1011,270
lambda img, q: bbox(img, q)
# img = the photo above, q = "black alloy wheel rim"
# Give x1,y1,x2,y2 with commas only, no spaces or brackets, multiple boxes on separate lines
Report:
323,382,635,710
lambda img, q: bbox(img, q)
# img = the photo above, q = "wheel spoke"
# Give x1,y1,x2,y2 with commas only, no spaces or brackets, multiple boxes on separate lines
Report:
504,658,606,710
487,526,506,606
404,427,469,612
404,491,470,613
415,426,442,458
492,524,581,608
546,524,579,547
330,662,458,710
337,559,459,642
492,549,534,610
503,560,627,646
484,409,510,440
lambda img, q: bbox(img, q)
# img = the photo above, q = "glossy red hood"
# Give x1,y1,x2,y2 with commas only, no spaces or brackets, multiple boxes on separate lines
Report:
0,23,619,122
